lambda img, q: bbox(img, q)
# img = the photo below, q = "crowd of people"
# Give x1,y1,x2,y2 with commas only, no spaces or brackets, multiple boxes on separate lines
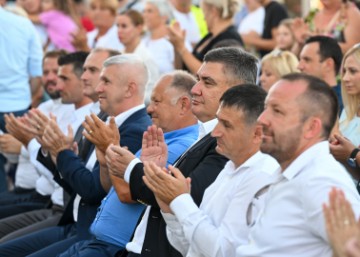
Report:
0,0,360,256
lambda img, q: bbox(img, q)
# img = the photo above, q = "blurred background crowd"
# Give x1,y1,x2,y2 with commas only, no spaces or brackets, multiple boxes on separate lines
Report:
1,0,360,256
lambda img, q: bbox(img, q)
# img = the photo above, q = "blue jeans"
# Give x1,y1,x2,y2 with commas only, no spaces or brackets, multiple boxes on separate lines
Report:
0,224,77,257
0,109,29,192
58,239,124,257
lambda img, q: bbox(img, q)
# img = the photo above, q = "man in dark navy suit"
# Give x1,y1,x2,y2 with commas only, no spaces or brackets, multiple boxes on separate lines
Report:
0,54,152,257
106,47,259,257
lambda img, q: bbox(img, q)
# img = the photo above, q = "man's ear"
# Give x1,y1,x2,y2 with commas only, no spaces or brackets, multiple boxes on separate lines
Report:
178,96,191,114
323,57,335,73
125,81,136,98
303,117,323,140
253,124,263,144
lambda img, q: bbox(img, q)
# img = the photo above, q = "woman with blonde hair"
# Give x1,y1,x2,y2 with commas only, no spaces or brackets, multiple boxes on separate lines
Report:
260,50,299,92
275,18,296,52
338,44,360,145
330,44,360,178
168,0,242,74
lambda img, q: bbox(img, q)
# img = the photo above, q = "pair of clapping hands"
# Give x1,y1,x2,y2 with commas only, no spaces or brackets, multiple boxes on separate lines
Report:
1,109,78,164
105,125,191,213
0,110,119,165
0,110,52,156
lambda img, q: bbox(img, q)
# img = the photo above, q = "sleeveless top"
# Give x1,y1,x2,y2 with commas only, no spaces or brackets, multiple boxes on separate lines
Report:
305,6,347,43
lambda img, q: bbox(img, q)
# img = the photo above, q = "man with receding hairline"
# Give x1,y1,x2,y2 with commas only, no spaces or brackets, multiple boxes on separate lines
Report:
55,69,200,257
107,47,259,257
0,54,151,257
142,84,279,257
236,73,360,257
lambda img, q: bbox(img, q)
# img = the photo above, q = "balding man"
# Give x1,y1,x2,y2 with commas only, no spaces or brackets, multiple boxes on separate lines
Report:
237,73,360,257
0,54,151,257
57,70,200,257
108,47,259,257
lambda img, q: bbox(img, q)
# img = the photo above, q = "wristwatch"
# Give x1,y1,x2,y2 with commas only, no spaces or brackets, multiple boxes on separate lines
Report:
347,148,360,168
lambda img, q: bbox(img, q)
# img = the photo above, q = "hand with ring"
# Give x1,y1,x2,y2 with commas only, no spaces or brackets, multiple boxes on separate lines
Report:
82,114,120,153
323,188,360,257
22,109,51,137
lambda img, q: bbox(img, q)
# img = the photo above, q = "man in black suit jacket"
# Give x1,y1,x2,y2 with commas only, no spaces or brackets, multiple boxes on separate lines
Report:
107,47,259,257
0,54,152,257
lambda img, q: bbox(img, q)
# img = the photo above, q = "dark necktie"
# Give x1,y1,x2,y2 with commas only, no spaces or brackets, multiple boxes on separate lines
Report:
62,112,107,206
78,111,108,161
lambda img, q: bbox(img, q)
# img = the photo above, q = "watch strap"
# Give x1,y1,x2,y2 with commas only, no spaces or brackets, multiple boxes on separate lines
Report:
350,148,360,159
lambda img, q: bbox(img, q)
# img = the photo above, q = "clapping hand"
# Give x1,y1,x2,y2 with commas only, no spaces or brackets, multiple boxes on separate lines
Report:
83,114,119,153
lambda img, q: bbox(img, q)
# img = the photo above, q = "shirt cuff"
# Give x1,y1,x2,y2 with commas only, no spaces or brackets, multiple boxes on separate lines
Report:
27,138,40,155
124,158,141,183
162,211,177,221
162,211,179,227
170,193,198,222
20,145,29,157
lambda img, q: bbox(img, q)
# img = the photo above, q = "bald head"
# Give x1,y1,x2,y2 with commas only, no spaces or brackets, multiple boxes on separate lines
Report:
147,70,197,132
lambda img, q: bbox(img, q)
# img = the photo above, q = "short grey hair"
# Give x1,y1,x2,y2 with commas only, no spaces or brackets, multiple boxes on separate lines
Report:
103,54,149,95
146,0,173,19
92,47,121,58
204,47,258,85
164,70,197,105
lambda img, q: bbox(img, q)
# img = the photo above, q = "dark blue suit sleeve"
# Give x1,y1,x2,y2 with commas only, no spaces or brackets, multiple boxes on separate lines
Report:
56,115,150,204
57,150,106,204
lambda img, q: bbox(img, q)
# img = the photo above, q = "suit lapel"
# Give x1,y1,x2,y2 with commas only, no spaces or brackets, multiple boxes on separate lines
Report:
78,111,108,161
174,133,212,167
119,107,149,129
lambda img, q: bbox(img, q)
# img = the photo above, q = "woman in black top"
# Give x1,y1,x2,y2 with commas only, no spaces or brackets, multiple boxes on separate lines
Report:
168,0,243,74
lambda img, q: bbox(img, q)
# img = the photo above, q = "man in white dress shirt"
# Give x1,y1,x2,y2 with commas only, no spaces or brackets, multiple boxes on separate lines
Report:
0,49,121,242
236,73,360,257
0,50,73,205
142,84,279,257
0,52,93,218
0,51,76,212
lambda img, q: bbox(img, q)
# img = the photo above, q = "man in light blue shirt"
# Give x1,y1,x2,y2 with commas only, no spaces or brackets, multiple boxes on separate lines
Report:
58,70,199,257
0,4,43,192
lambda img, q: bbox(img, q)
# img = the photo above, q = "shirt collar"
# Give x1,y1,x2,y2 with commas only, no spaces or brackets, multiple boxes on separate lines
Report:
282,141,330,181
90,101,100,114
198,118,218,139
74,102,93,121
52,98,62,105
164,124,199,140
225,151,267,174
110,104,145,127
